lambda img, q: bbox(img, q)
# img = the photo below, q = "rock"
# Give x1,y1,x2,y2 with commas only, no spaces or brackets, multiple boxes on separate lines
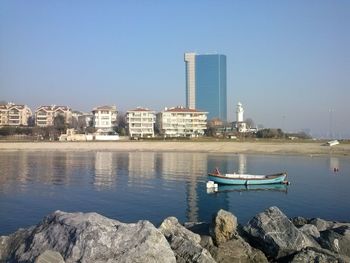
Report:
208,236,268,263
243,206,318,259
332,222,350,229
160,217,201,244
319,225,350,257
35,250,65,263
299,224,320,239
159,217,215,263
289,247,350,263
209,209,237,245
309,218,335,231
1,210,176,263
291,216,308,227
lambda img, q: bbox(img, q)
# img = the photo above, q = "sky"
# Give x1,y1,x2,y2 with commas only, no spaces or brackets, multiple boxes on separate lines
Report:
1,1,349,137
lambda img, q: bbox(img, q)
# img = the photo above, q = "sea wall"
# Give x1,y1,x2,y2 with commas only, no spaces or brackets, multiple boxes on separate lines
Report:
0,207,349,263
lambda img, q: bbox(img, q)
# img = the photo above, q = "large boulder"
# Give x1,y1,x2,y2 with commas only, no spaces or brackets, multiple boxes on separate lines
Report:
243,206,318,259
35,250,65,263
0,211,176,263
309,218,335,232
289,247,350,263
299,224,320,239
205,235,268,263
291,216,308,228
209,209,238,246
159,217,215,263
319,225,350,258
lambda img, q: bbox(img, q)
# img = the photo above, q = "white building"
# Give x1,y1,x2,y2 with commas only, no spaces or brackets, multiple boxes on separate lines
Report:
156,106,208,137
35,105,72,127
126,107,155,138
0,103,32,126
92,105,117,131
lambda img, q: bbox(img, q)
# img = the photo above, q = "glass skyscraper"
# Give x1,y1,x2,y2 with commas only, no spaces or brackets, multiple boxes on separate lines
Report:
184,53,227,121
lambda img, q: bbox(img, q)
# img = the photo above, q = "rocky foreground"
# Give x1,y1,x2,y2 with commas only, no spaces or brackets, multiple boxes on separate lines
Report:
1,207,349,263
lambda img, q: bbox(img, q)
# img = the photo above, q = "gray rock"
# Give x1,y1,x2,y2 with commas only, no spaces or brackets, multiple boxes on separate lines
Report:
243,206,318,259
291,216,308,227
35,250,65,263
160,217,201,244
209,209,237,246
289,247,350,263
319,225,350,257
159,217,215,263
1,210,176,263
309,218,335,231
299,224,320,239
206,236,268,263
332,222,350,229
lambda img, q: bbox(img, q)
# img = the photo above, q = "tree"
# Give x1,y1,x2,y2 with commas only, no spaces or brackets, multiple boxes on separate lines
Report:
245,118,255,129
256,128,284,139
27,116,35,127
115,112,127,135
53,115,66,134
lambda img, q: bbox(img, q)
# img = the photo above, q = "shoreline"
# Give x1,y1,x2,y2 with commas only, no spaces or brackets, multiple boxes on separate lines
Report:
0,141,349,156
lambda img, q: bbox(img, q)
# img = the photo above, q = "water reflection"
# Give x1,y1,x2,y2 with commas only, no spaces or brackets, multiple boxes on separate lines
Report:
128,152,156,180
238,154,247,174
207,184,288,194
329,157,340,173
94,152,117,190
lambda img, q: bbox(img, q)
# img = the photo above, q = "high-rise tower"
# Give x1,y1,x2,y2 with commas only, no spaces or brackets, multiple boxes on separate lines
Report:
184,53,227,121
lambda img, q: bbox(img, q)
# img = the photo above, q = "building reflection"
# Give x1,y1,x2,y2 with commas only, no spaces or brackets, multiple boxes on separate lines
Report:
94,152,117,190
329,157,340,173
128,152,156,181
159,152,232,223
238,154,247,174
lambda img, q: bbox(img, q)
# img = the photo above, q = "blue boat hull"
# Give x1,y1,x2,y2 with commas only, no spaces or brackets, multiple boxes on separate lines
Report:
208,173,286,185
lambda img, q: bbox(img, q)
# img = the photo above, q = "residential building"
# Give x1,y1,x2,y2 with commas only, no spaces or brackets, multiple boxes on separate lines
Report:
35,105,72,127
0,103,32,126
126,107,156,138
184,52,227,121
71,111,93,130
156,106,208,137
92,105,117,131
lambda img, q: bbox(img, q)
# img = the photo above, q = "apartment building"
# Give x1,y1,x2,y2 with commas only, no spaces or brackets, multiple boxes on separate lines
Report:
126,107,155,138
0,103,32,126
35,105,72,127
92,105,117,131
156,106,208,137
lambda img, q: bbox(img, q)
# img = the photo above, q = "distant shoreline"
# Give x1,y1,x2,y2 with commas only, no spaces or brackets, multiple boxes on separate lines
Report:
0,141,349,156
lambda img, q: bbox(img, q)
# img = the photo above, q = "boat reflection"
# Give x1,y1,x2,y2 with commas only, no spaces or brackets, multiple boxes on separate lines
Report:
207,183,288,194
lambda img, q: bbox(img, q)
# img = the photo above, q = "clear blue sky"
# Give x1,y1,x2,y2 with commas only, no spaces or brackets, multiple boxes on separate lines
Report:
1,1,349,137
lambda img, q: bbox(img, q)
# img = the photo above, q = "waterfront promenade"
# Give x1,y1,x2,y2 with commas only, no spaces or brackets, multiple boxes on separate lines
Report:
0,141,349,156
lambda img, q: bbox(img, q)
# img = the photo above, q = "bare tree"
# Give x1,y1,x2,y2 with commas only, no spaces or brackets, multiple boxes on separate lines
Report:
245,118,255,129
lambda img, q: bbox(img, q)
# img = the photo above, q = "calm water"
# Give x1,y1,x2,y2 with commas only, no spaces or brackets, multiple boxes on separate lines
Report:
0,151,349,235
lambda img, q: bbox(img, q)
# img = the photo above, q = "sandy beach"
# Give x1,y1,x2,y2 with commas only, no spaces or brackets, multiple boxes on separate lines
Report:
0,141,349,156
